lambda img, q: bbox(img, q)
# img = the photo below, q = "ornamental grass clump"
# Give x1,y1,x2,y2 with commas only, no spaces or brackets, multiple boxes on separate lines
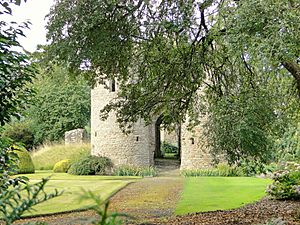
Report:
114,165,157,177
181,163,244,177
266,162,300,200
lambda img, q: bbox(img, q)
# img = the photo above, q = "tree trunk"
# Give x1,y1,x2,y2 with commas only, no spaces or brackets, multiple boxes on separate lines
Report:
154,115,163,158
283,61,300,95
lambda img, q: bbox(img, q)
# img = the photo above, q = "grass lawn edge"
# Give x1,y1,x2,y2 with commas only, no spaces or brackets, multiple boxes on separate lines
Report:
20,179,138,219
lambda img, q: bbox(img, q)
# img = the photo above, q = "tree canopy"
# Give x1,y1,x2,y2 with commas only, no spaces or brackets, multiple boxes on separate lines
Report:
27,65,91,144
46,0,300,162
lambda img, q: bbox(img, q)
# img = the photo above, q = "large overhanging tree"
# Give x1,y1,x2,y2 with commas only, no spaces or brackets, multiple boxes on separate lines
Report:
46,0,300,162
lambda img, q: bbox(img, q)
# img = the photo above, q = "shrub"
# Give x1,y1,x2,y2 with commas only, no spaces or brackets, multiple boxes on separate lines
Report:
238,160,267,176
182,163,244,177
266,162,300,200
31,143,90,170
14,146,35,174
161,141,178,154
2,121,34,150
0,138,61,225
53,159,71,173
68,155,112,175
114,165,157,177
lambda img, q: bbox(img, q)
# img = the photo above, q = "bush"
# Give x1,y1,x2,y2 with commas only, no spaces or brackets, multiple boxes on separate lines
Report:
114,165,157,177
68,155,112,175
161,141,178,154
237,160,267,176
2,121,34,150
31,143,90,170
14,146,35,174
0,138,61,225
266,162,300,200
182,163,244,177
53,159,71,173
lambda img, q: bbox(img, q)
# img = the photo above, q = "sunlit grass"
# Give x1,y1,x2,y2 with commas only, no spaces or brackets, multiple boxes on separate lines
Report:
176,177,271,215
20,171,140,216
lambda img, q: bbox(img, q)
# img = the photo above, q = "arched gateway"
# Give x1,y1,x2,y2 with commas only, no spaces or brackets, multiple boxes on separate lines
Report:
91,81,215,170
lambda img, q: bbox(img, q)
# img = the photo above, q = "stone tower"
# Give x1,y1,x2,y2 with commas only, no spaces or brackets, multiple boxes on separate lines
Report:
91,80,155,167
180,120,214,170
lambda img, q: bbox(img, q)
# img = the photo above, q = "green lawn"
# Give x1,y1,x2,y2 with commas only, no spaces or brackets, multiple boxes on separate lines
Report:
21,171,140,216
176,177,271,215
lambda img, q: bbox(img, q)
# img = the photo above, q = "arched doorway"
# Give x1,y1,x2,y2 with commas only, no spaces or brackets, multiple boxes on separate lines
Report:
154,115,181,161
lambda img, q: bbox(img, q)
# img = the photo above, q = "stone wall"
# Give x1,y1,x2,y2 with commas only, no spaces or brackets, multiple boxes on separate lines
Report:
180,117,214,170
65,128,88,144
91,80,216,170
91,81,155,167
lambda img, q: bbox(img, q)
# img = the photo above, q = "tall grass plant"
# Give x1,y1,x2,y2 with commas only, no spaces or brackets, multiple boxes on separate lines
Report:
31,143,90,170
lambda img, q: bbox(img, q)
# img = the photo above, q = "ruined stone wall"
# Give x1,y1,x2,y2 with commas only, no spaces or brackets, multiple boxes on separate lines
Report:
91,82,155,167
65,128,88,144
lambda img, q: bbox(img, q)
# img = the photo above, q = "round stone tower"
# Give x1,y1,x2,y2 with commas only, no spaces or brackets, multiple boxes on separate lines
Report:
91,80,155,167
180,118,215,170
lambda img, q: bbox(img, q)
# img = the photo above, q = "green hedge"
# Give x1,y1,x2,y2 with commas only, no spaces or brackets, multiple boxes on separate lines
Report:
14,146,35,174
182,163,244,177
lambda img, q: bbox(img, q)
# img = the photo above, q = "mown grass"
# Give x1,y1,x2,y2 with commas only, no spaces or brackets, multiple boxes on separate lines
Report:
21,171,140,216
176,177,271,215
31,143,90,170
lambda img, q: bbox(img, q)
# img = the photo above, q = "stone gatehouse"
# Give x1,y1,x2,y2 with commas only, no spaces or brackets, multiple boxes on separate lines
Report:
91,80,214,170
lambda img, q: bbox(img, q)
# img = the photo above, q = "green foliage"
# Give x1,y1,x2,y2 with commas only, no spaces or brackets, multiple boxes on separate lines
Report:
46,0,300,165
46,0,300,128
275,123,300,162
31,143,90,170
14,146,35,174
68,155,113,175
80,191,127,225
205,85,280,164
53,159,71,173
238,160,269,177
182,163,244,177
0,138,61,225
27,65,90,144
2,121,34,150
0,3,35,125
161,141,178,154
266,162,300,200
114,165,157,177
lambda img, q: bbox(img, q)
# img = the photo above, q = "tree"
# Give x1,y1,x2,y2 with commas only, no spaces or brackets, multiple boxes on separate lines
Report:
27,65,91,144
0,0,35,125
0,2,61,224
46,0,300,161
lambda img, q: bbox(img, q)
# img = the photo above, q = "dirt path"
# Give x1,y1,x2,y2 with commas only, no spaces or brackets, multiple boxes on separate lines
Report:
109,176,184,224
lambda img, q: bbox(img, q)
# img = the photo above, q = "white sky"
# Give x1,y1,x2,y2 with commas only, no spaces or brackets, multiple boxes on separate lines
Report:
4,0,55,52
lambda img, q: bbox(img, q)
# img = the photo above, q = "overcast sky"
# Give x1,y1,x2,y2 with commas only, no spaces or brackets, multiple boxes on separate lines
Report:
6,0,55,52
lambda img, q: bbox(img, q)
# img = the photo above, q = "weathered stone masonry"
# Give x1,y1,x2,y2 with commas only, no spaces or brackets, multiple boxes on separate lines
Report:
91,81,214,170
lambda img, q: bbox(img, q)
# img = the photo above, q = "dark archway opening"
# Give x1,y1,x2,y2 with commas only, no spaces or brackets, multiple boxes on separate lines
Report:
154,115,181,161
